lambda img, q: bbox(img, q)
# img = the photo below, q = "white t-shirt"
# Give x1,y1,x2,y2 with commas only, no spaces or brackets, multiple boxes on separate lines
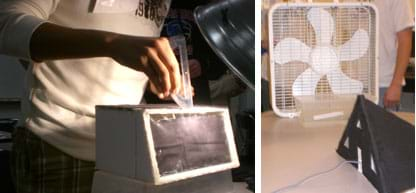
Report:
374,0,414,87
0,0,171,161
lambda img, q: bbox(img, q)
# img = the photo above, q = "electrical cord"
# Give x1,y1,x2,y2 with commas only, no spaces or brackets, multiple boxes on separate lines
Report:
272,160,361,193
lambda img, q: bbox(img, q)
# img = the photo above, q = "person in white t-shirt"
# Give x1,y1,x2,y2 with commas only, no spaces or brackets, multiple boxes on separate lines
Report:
0,0,180,192
374,0,414,111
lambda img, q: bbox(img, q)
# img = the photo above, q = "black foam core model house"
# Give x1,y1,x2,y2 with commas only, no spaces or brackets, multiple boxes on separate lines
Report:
336,95,415,193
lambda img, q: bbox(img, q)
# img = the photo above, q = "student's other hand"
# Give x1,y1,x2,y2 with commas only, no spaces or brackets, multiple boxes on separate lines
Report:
383,84,401,109
189,59,201,78
110,36,181,99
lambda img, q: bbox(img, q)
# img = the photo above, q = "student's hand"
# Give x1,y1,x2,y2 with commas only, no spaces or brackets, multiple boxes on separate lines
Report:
148,82,195,101
189,59,202,78
383,84,401,109
110,36,181,99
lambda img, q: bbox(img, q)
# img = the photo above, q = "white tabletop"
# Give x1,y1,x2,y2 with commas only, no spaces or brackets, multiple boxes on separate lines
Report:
91,170,252,193
261,111,414,193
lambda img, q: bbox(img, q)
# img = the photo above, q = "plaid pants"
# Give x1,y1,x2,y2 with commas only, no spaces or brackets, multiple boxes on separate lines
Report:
11,127,95,193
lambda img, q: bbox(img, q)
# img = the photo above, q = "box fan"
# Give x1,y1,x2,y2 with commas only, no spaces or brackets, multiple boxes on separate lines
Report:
268,0,379,119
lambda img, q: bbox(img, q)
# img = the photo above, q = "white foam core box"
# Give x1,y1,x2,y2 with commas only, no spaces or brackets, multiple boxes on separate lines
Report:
96,105,240,185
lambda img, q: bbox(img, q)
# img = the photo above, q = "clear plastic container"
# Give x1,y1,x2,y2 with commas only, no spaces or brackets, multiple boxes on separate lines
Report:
169,35,193,108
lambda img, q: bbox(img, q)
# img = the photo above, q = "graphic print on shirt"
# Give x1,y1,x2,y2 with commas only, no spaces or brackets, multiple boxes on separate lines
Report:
93,0,140,13
93,0,170,28
135,0,170,28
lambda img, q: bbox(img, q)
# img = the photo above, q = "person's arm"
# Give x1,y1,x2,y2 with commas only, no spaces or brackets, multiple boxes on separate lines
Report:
0,0,180,99
383,28,413,108
31,22,181,98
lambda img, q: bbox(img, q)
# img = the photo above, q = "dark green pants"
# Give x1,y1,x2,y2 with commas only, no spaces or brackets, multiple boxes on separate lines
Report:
11,127,95,193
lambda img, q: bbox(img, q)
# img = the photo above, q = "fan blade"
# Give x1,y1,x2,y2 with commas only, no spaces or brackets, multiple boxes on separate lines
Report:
337,29,369,61
292,68,322,96
307,8,334,45
274,38,311,65
327,69,363,94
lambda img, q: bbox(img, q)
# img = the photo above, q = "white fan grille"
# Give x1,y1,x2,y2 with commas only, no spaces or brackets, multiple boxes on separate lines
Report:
269,4,378,117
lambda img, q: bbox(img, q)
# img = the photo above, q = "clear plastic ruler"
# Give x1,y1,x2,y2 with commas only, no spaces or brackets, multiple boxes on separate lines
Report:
169,35,193,108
